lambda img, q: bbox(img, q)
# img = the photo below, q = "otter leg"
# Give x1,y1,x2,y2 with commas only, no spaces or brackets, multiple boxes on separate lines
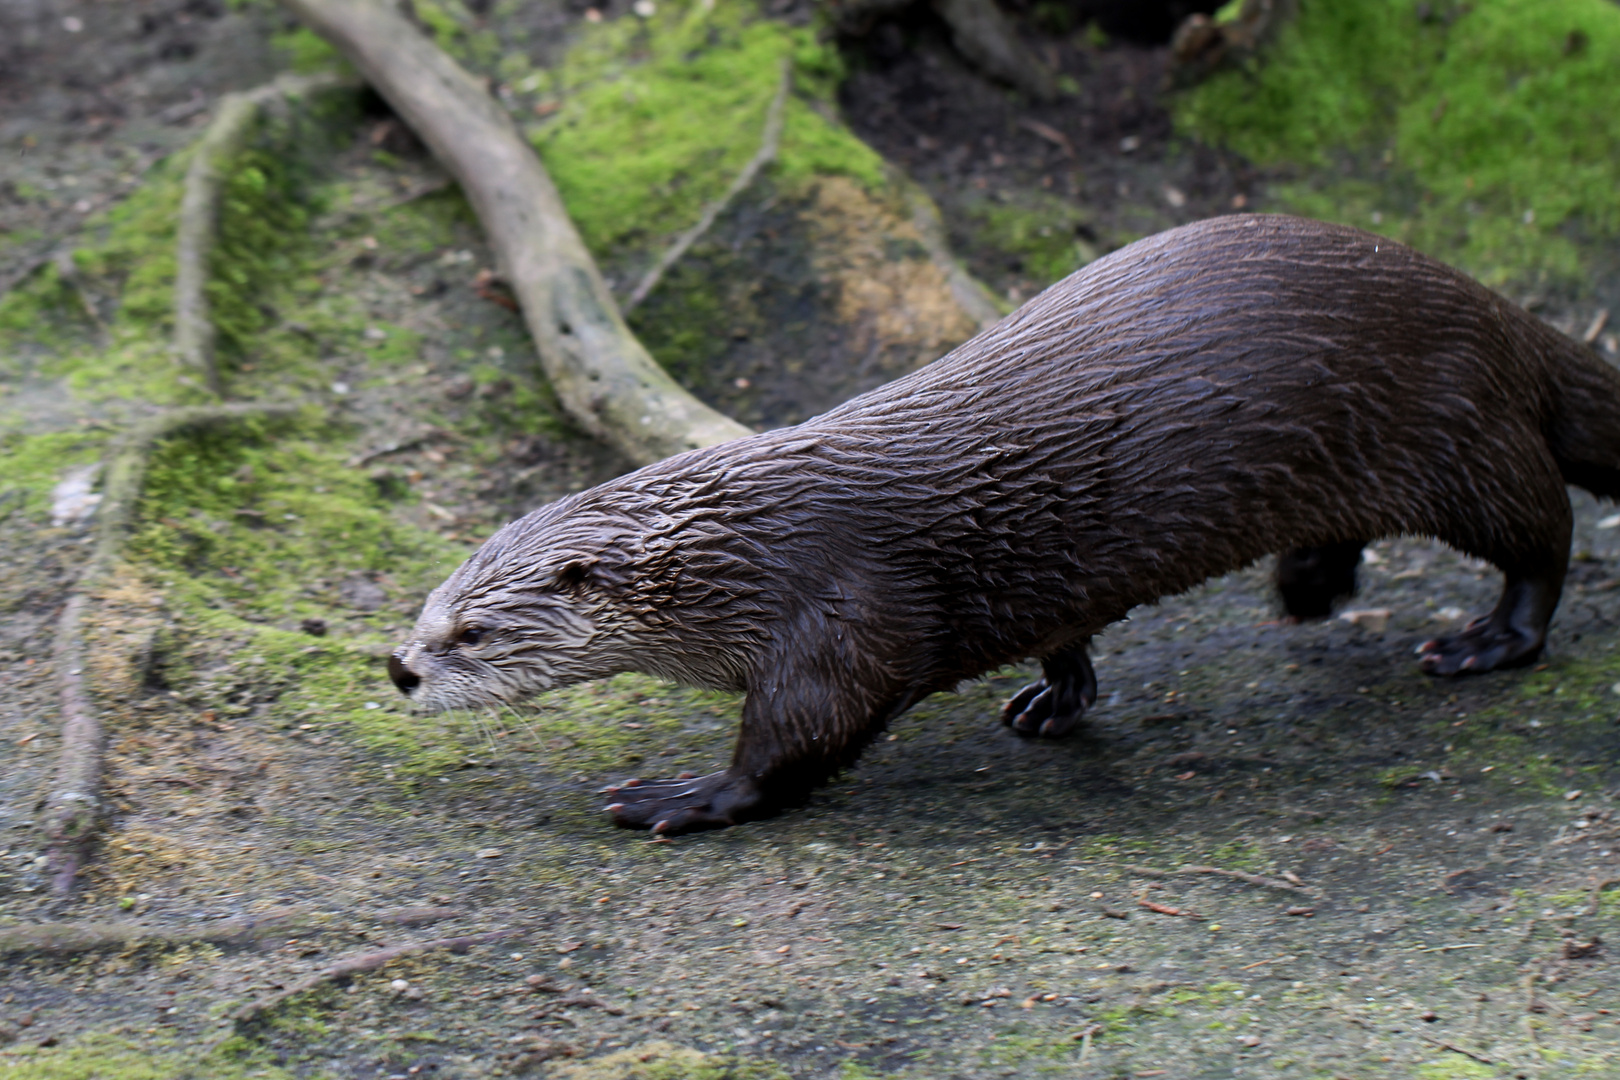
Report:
1000,645,1096,738
1275,540,1366,620
605,627,911,834
1416,559,1566,675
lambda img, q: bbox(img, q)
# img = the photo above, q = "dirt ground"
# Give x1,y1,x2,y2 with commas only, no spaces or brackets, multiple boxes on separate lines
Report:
2,1,1618,1078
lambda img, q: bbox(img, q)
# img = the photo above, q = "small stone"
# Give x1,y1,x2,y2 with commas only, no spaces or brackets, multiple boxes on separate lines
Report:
632,0,656,15
339,575,387,613
1237,1034,1261,1047
390,979,410,993
1339,608,1392,633
1565,789,1584,801
476,848,504,859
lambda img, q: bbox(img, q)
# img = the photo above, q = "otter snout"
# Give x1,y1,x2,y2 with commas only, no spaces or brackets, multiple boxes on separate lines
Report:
388,652,421,695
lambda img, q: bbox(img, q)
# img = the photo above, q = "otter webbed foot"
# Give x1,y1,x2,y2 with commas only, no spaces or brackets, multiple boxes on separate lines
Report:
1416,616,1545,675
1416,571,1558,675
1000,646,1096,738
602,769,767,834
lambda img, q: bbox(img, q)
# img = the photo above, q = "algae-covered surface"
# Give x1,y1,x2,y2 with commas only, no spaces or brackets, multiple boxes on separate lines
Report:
3,0,1620,1077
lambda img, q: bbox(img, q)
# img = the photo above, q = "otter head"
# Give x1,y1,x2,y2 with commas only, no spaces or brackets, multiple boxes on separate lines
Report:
388,498,656,711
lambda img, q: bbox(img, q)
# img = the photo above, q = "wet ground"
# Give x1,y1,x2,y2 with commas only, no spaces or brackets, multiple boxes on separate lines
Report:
3,1,1619,1078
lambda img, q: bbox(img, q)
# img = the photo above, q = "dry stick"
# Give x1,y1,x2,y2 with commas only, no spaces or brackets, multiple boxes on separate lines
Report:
174,72,348,397
278,0,750,466
623,60,791,314
1124,863,1316,896
40,403,306,897
229,929,520,1030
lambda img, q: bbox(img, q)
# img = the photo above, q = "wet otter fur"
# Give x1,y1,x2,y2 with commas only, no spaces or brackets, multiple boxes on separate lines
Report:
389,214,1620,834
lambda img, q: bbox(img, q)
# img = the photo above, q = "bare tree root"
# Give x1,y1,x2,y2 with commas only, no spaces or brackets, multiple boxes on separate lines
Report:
278,0,751,466
901,181,1006,332
624,59,792,314
0,905,468,960
930,0,1055,100
41,403,308,898
174,73,349,397
834,0,1054,100
228,929,521,1032
0,907,312,958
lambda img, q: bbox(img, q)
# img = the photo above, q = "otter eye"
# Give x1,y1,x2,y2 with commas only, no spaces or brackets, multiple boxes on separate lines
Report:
456,627,483,647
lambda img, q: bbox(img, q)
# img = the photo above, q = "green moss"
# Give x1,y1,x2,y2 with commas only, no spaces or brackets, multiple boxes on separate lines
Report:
531,0,888,258
1177,0,1620,284
271,26,344,74
125,414,468,770
963,196,1096,286
0,262,91,363
0,1032,310,1080
208,146,319,366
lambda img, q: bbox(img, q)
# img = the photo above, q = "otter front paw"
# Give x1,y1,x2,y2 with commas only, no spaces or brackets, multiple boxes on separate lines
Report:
1000,648,1097,739
601,770,766,835
1416,617,1543,675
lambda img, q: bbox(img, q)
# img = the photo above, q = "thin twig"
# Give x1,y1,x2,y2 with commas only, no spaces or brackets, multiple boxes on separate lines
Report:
1587,876,1619,916
41,403,307,897
173,72,348,397
1124,863,1316,896
229,929,519,1029
624,59,792,313
1417,1033,1492,1065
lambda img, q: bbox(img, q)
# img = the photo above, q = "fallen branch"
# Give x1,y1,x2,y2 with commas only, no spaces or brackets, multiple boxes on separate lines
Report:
41,403,308,897
174,72,348,397
1125,863,1316,896
624,59,791,313
229,929,519,1030
279,0,750,465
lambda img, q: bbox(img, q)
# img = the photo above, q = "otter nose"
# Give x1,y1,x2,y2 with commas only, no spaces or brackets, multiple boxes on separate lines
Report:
388,653,421,695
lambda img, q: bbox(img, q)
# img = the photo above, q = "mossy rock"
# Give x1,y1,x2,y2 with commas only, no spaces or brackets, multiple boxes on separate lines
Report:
1176,0,1620,287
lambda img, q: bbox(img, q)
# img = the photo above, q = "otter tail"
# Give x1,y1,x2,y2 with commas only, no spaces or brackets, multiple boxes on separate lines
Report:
1545,333,1620,500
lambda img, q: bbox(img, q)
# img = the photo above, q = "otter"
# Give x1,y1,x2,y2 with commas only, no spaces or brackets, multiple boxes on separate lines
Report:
388,214,1620,834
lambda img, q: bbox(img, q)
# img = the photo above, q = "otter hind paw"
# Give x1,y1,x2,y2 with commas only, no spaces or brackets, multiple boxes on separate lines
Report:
602,770,764,835
999,648,1097,739
1416,617,1543,676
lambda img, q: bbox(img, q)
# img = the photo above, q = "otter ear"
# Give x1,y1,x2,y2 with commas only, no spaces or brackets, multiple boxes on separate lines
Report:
553,557,598,590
